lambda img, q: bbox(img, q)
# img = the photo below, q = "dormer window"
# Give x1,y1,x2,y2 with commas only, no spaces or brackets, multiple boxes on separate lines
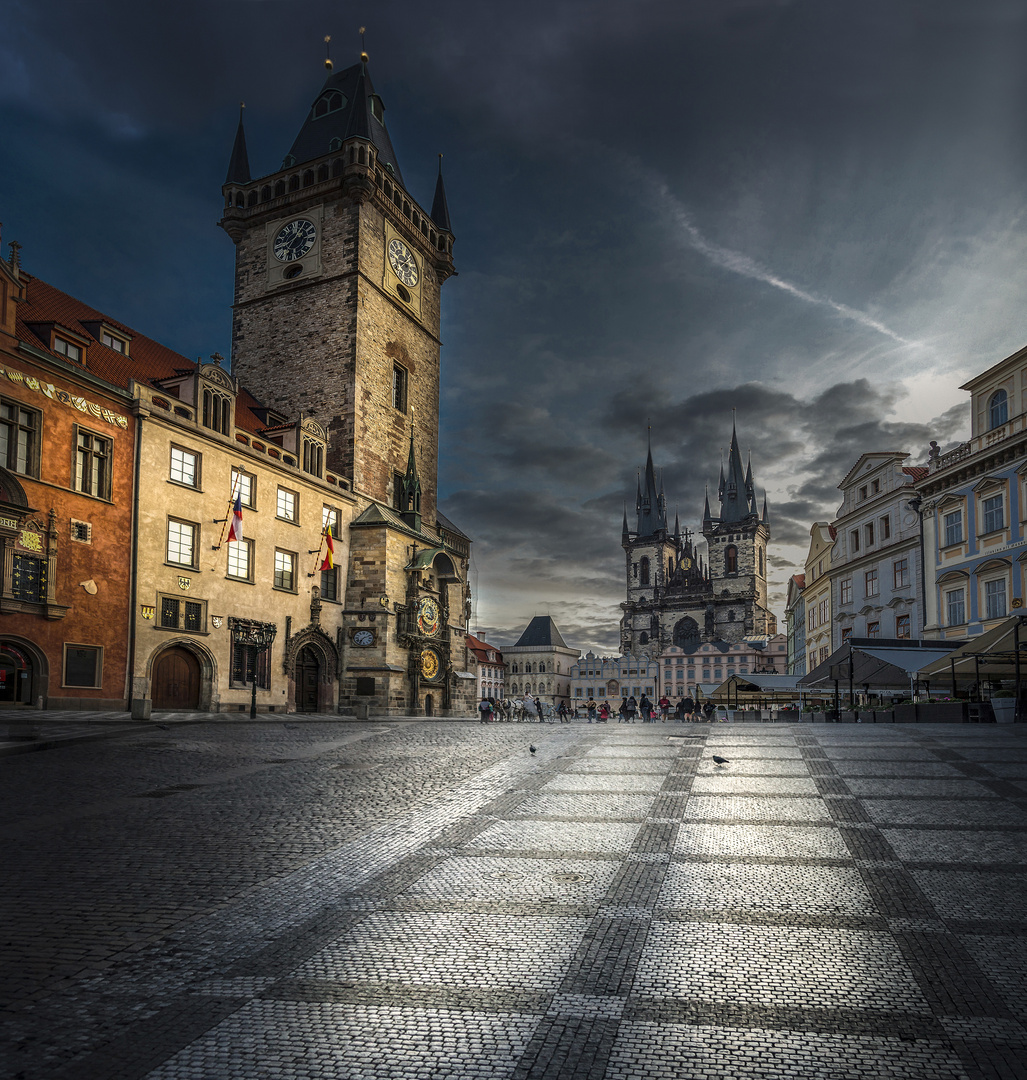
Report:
101,331,127,354
313,91,347,119
302,437,324,478
202,388,231,435
53,337,82,363
370,95,384,122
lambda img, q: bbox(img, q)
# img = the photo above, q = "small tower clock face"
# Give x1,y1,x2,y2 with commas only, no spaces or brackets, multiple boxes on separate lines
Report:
387,238,419,286
417,597,440,637
420,647,440,681
273,219,317,262
352,629,375,647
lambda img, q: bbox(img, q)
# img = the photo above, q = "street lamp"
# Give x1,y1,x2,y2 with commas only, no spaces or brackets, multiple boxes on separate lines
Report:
229,618,278,719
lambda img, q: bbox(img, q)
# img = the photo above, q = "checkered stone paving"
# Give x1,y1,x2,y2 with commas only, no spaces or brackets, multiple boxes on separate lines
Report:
3,719,1027,1080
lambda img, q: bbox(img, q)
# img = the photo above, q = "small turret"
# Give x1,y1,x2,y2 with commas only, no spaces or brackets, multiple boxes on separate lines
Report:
225,104,251,185
431,155,452,233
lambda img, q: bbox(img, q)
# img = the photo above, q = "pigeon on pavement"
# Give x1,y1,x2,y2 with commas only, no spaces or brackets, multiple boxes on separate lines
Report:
712,755,729,767
529,744,538,755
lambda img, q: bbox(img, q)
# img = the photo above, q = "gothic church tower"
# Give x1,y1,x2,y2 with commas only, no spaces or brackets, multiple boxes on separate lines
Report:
218,52,455,525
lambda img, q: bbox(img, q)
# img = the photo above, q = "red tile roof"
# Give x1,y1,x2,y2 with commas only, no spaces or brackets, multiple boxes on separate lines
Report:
902,466,929,481
466,633,503,664
791,573,806,588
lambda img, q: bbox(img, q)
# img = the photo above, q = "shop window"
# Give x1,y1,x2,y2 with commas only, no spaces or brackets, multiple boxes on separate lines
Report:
63,644,103,688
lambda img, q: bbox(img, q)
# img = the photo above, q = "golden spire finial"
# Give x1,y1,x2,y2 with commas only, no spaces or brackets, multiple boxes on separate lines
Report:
324,35,333,71
360,26,368,63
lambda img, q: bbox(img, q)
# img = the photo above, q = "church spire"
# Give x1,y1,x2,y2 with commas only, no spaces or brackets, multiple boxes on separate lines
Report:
399,421,422,531
636,428,667,537
719,417,752,524
225,103,251,185
431,154,452,233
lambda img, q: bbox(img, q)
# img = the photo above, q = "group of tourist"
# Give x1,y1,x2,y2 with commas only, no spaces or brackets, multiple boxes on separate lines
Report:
478,694,719,723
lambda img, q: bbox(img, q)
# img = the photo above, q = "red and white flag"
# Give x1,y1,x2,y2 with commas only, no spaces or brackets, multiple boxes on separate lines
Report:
318,530,334,571
227,493,244,542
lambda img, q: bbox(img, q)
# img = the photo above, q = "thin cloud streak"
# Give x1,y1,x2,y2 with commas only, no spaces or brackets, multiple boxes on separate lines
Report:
646,173,916,347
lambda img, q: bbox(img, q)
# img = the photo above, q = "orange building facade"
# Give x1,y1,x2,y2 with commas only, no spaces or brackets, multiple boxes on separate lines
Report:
0,246,137,708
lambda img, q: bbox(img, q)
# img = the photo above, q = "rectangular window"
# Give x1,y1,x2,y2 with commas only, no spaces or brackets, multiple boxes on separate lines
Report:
53,336,82,363
302,439,324,478
231,468,255,508
321,564,338,601
982,494,1004,534
943,510,963,547
0,398,39,476
893,558,909,589
864,522,875,547
158,595,206,632
865,569,879,597
871,479,880,494
166,519,197,568
819,599,828,623
850,529,860,553
12,554,46,602
840,579,852,605
169,445,199,487
880,515,890,539
946,588,966,626
230,635,271,688
841,627,852,642
101,331,126,353
985,578,1007,620
859,485,868,500
322,505,340,538
274,549,296,591
393,364,408,412
276,487,297,522
808,608,816,632
226,538,252,581
75,429,111,498
820,646,830,664
63,644,103,687
896,614,911,639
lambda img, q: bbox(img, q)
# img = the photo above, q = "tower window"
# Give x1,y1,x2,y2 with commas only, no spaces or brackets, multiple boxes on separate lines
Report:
313,91,347,119
302,439,324,478
639,557,650,586
202,389,231,435
725,545,737,573
370,95,384,122
393,365,408,412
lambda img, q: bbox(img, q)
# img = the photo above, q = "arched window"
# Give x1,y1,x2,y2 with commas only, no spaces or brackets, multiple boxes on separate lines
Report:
202,389,231,435
539,662,546,673
640,557,650,586
725,545,738,573
989,390,1008,429
312,91,346,118
759,548,765,576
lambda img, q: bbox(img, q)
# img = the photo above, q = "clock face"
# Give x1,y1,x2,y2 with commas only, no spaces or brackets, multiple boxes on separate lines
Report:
352,629,375,647
420,647,440,681
273,219,317,262
387,238,419,286
417,597,440,637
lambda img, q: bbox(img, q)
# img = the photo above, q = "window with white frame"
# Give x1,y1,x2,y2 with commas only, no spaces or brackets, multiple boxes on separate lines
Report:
226,538,253,581
170,445,199,487
274,549,296,591
984,577,1007,620
231,467,255,508
982,494,1004,534
840,579,852,604
943,509,963,547
865,568,879,597
946,588,966,626
75,429,111,499
166,519,198,568
277,487,297,522
53,336,82,363
896,614,911,638
989,389,1008,429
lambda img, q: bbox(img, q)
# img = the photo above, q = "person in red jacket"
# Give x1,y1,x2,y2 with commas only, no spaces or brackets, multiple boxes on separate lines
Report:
657,694,671,722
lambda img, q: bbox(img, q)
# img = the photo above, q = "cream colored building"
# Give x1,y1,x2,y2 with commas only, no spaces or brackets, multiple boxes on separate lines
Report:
803,522,836,674
130,361,356,715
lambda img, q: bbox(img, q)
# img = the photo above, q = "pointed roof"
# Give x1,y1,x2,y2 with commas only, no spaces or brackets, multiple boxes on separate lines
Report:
285,59,404,182
225,106,251,184
718,420,752,524
635,433,668,538
430,157,452,232
513,616,569,649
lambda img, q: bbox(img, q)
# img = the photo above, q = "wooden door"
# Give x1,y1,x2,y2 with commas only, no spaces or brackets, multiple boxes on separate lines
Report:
152,647,201,710
297,647,320,713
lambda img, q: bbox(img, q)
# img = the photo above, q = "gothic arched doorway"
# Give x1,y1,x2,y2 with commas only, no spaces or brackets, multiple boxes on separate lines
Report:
296,646,321,713
424,694,434,717
152,647,201,710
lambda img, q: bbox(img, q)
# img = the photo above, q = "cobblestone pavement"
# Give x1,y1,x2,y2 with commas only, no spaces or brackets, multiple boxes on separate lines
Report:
3,719,1027,1079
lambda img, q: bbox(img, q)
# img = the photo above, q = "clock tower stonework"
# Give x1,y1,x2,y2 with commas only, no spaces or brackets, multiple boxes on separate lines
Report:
219,55,471,718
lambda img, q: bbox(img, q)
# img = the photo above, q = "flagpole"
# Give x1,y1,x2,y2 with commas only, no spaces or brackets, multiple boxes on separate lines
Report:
212,472,243,552
308,528,329,578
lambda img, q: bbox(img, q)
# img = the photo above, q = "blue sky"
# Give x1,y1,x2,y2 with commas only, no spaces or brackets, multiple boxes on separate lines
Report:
4,1,1027,651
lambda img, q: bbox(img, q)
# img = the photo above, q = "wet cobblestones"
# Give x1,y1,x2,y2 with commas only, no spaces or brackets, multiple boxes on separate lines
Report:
2,720,1027,1079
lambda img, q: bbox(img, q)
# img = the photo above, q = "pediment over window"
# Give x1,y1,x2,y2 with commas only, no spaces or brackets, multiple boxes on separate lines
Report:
936,493,965,511
972,475,1007,494
937,569,969,585
976,558,1011,575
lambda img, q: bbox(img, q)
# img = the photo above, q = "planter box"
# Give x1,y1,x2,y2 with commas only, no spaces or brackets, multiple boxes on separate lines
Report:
917,702,967,723
990,698,1017,723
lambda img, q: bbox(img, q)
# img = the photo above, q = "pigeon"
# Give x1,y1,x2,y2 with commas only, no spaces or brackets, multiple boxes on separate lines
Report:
529,744,538,755
712,755,729,767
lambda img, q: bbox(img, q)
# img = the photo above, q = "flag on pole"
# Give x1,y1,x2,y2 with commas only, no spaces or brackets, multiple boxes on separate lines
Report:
227,494,244,542
318,530,334,571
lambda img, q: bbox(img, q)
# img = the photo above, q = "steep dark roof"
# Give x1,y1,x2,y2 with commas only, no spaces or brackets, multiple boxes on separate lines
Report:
225,108,251,184
513,616,569,649
430,160,452,232
285,60,403,183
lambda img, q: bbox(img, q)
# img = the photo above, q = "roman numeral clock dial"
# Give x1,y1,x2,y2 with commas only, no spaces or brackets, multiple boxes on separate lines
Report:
387,238,419,286
273,219,317,261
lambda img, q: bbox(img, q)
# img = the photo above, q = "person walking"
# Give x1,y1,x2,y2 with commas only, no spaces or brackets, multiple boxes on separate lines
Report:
658,694,670,722
478,696,492,723
703,699,715,723
618,697,629,723
639,693,653,723
682,694,695,722
626,695,638,723
598,700,610,722
557,701,569,723
534,695,546,722
585,696,598,724
675,697,687,723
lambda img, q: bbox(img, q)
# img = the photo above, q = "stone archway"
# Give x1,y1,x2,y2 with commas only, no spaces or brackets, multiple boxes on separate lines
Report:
295,646,322,713
283,627,338,714
0,638,46,707
152,646,201,710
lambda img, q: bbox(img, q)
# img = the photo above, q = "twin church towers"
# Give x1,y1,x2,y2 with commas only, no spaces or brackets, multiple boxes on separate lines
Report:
621,424,777,657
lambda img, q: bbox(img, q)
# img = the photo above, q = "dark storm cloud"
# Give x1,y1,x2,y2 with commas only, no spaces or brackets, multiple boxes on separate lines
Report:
4,1,1027,653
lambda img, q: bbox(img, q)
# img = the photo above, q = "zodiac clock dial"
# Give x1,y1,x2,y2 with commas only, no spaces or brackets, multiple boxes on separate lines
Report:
417,597,440,637
273,219,317,262
420,647,440,681
387,238,419,286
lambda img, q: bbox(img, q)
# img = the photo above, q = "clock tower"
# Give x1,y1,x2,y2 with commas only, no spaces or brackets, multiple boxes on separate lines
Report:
218,53,472,719
218,53,455,525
